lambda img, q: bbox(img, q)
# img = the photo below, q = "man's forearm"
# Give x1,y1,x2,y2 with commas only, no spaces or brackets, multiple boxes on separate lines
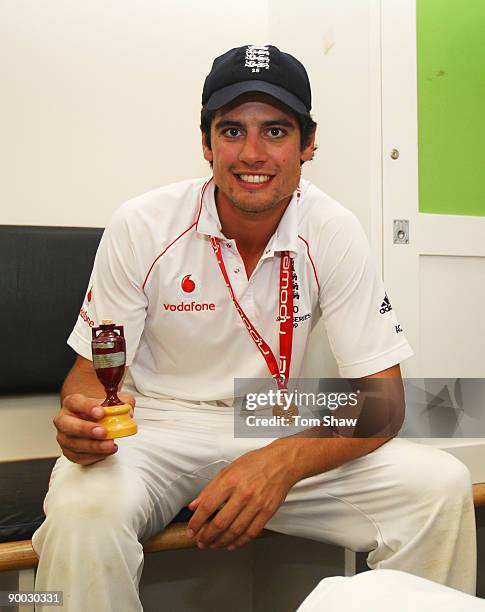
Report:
270,366,405,482
268,435,393,483
60,356,105,403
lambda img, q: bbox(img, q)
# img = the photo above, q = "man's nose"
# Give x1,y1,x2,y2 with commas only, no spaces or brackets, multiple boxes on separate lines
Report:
238,134,267,165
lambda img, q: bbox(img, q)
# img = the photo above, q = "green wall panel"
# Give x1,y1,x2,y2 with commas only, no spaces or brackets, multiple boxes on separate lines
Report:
416,0,485,216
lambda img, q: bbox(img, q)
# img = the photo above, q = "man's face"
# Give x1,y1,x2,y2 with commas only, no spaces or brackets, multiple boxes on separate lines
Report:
202,94,315,215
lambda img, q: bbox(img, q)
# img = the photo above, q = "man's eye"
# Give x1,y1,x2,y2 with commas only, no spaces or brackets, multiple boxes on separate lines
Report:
224,128,242,137
268,128,285,138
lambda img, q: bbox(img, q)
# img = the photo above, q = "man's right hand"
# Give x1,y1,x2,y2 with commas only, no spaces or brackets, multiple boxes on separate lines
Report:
53,392,135,465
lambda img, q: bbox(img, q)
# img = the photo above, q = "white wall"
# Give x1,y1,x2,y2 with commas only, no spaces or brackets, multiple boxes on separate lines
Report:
1,0,379,236
268,0,382,242
1,0,269,226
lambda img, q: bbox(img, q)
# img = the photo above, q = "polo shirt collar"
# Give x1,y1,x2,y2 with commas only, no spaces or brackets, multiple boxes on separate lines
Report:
270,189,300,255
195,179,225,238
196,177,300,254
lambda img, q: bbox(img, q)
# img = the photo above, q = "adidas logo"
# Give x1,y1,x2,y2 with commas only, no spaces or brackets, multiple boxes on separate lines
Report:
379,293,392,314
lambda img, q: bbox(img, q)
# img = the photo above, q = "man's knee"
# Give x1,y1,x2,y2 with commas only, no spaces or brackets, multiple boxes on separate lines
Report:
42,461,149,534
398,443,472,506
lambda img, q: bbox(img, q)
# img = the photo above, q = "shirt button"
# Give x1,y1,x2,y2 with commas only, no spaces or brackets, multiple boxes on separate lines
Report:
265,249,271,255
226,242,232,248
234,267,240,274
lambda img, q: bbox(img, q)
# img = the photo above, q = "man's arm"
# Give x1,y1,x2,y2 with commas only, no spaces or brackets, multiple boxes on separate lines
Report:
54,355,135,465
270,363,404,478
187,364,404,550
60,355,106,403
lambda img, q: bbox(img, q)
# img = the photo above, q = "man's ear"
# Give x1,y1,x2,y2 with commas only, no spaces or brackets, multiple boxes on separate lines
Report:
300,127,317,163
201,131,213,163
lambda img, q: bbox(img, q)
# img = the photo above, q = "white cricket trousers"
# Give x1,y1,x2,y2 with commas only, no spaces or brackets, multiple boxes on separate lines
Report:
32,406,477,611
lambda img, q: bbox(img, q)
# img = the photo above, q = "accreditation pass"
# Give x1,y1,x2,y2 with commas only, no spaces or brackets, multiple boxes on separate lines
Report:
0,591,63,606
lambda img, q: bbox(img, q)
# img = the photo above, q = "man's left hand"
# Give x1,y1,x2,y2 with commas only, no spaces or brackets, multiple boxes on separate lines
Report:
186,444,298,551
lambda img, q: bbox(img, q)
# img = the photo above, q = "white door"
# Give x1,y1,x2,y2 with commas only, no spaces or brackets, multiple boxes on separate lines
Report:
381,0,485,380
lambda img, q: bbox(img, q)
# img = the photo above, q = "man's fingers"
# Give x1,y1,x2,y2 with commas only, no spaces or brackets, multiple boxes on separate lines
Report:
227,534,253,551
62,393,104,419
54,412,107,439
119,392,136,409
210,494,281,550
188,498,200,511
188,493,228,537
227,513,270,550
58,431,117,455
208,505,260,548
195,496,249,547
54,392,128,465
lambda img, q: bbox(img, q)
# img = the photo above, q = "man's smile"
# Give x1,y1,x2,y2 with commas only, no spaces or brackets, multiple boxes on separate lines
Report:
234,173,275,189
238,174,272,183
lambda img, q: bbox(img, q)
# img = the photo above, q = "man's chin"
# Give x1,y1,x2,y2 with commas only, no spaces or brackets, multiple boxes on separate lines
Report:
230,199,279,214
229,190,288,214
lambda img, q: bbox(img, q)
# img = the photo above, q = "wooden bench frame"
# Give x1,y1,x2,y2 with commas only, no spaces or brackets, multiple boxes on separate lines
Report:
2,483,484,573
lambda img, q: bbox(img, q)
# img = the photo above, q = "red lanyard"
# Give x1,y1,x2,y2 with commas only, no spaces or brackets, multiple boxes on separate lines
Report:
210,237,293,392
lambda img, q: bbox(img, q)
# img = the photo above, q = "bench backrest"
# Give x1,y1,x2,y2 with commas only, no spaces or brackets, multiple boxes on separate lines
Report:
0,225,103,393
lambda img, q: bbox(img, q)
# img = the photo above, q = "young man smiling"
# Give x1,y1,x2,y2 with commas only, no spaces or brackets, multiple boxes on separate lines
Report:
201,92,315,278
33,45,476,610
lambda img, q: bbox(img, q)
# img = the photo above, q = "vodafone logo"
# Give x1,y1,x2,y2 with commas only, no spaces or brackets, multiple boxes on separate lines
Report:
79,307,95,327
87,287,93,303
163,301,216,312
181,274,196,293
177,273,201,298
279,255,291,323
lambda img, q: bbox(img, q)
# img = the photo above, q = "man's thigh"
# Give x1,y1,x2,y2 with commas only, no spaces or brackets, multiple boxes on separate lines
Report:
43,417,227,540
261,438,470,552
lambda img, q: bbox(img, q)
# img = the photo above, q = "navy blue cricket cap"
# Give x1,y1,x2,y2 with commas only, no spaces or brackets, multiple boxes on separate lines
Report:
202,45,312,114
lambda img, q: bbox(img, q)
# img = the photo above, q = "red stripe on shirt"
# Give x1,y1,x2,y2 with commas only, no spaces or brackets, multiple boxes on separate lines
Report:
298,235,321,292
143,179,212,289
142,222,196,289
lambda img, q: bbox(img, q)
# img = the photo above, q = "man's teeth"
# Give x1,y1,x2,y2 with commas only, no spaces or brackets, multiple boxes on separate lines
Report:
239,174,272,184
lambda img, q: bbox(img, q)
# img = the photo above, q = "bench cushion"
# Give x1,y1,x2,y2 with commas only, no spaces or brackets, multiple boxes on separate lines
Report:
0,225,103,393
0,458,56,543
0,458,193,543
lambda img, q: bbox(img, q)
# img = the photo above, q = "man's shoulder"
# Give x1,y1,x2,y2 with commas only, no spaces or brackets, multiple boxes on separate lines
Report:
298,179,357,229
100,177,211,275
103,177,211,248
119,177,210,220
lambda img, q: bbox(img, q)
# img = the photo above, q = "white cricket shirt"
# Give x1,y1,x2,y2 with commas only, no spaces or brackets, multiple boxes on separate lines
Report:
68,177,413,409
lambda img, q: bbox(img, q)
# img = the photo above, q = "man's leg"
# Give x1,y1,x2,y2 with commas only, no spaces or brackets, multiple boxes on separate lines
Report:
260,438,476,594
32,418,225,612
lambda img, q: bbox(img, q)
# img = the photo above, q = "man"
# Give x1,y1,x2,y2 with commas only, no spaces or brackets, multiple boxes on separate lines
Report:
33,45,476,611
